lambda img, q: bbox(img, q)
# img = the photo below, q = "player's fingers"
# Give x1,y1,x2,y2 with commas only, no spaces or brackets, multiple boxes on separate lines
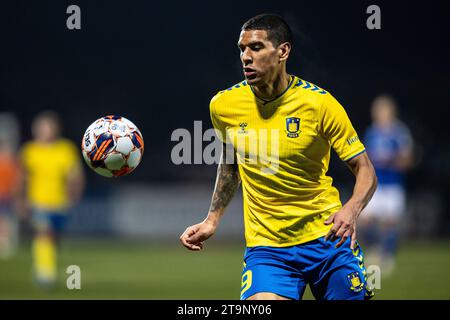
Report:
331,221,345,241
179,229,188,242
324,222,340,241
187,230,206,244
331,230,339,242
181,238,195,250
180,236,194,249
324,229,334,241
334,236,346,248
350,229,357,250
180,227,198,248
184,244,200,251
181,237,202,251
180,226,196,240
335,227,345,238
335,230,352,248
189,244,203,251
323,213,335,225
335,222,351,238
184,225,202,241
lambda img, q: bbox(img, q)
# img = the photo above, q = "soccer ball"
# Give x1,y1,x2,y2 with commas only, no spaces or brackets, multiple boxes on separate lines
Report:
81,115,144,177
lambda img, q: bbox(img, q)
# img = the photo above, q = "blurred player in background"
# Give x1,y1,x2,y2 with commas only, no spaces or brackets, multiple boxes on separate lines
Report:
0,113,21,258
181,14,378,300
360,95,414,276
20,111,84,288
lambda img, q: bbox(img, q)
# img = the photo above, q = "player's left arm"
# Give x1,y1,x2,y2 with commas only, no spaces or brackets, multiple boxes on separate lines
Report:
320,93,377,249
66,144,85,205
324,151,378,249
67,162,85,205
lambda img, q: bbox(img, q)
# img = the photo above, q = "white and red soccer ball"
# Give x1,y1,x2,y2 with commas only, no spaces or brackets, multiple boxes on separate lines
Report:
81,115,144,177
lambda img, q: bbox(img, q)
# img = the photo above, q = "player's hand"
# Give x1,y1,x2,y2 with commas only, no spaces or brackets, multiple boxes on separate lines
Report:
323,206,359,249
180,219,217,251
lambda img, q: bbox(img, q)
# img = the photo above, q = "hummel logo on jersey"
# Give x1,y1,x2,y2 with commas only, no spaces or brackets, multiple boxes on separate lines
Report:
239,122,248,134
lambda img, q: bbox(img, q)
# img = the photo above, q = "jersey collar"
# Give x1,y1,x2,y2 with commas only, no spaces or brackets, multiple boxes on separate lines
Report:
249,75,296,105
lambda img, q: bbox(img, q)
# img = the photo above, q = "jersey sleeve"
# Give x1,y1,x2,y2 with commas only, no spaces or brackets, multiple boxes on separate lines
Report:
209,94,227,143
320,93,366,161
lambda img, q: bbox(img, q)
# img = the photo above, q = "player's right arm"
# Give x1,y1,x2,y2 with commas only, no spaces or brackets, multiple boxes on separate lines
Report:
394,124,414,171
180,143,240,251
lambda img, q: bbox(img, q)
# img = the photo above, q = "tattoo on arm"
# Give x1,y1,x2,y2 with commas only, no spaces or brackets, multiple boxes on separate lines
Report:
209,145,241,213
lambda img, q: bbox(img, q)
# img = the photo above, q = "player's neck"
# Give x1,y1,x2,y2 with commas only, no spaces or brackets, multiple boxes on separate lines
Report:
252,72,291,102
36,137,58,145
376,119,396,129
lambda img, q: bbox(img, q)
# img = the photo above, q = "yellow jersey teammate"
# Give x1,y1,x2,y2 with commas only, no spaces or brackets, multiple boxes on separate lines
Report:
180,14,378,300
20,111,84,288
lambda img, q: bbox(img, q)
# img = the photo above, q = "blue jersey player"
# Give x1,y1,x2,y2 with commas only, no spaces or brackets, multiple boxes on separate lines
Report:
360,94,414,276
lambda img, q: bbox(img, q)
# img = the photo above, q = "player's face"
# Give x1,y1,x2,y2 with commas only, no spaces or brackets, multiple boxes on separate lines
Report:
372,98,396,126
238,30,283,86
33,118,60,143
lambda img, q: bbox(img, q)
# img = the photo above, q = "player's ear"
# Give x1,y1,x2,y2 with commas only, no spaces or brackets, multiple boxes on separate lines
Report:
278,42,291,62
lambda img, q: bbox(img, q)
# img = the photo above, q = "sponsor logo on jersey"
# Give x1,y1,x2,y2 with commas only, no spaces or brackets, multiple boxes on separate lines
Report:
347,136,360,145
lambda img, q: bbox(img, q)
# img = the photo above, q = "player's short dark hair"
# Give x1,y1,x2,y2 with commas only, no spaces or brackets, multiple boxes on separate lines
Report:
241,14,293,47
33,110,62,133
34,110,60,125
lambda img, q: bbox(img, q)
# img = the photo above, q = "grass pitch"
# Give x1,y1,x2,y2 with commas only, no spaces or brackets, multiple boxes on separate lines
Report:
1,238,449,300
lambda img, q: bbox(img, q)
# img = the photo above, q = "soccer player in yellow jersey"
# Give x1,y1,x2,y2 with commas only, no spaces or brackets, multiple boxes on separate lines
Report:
180,14,378,300
20,111,84,287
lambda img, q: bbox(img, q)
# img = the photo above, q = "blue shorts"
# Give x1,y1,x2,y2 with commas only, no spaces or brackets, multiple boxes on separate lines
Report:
240,236,374,300
32,209,69,234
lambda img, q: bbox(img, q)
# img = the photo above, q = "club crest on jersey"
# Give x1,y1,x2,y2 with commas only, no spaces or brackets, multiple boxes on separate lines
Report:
347,272,364,292
285,117,300,138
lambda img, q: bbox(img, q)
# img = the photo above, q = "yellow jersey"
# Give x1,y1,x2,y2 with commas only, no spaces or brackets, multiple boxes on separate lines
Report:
21,139,80,211
210,75,366,247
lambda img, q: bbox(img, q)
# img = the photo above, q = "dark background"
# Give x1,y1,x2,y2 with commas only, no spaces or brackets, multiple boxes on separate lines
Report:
1,0,450,229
